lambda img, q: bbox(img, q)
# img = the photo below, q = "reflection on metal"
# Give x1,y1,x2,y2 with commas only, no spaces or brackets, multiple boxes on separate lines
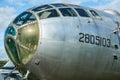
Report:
103,9,120,16
17,22,39,51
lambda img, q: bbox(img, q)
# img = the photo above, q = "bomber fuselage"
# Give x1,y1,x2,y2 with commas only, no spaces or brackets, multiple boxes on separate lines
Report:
4,3,120,80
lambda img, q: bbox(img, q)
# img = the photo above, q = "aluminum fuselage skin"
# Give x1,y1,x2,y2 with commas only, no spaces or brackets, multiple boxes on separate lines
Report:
4,3,120,80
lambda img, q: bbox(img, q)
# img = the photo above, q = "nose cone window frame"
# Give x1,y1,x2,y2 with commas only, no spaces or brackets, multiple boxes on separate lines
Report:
13,12,36,27
51,3,68,7
38,9,60,20
32,5,53,12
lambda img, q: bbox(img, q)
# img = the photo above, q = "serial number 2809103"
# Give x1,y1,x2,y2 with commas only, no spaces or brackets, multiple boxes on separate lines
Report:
79,33,111,48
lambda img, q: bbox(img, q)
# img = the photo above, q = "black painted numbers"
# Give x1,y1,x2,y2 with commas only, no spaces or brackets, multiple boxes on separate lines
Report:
79,33,84,42
79,33,111,48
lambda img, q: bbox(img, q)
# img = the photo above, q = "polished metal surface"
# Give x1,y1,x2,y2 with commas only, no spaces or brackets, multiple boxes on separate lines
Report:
4,3,120,80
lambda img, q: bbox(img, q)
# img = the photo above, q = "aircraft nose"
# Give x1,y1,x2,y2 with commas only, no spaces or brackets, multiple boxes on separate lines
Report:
4,22,39,65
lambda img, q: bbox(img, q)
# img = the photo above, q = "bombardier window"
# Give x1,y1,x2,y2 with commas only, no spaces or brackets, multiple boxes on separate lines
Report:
38,9,60,19
90,10,102,19
75,8,90,17
59,8,77,17
13,12,36,26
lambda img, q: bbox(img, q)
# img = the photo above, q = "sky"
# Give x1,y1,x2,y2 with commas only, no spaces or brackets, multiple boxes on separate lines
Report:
0,0,120,60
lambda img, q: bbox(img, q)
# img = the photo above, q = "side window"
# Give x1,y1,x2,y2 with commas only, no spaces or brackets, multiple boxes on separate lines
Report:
38,9,60,19
13,12,36,26
59,8,77,17
75,8,90,17
89,10,102,19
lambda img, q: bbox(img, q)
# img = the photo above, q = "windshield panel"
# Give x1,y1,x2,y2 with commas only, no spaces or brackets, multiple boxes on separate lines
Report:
32,5,52,12
75,8,90,17
59,8,77,17
38,9,60,19
13,12,36,26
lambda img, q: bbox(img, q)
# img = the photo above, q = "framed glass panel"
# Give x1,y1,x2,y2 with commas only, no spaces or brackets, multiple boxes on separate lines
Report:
17,22,39,64
59,8,77,17
6,37,20,64
13,12,36,26
32,5,52,12
38,9,60,19
90,10,102,19
75,8,90,17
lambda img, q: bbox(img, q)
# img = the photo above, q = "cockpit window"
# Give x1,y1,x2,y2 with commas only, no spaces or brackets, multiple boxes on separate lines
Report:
32,5,52,12
38,9,60,19
59,8,77,17
13,12,36,26
89,10,102,19
75,8,90,17
51,3,68,7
